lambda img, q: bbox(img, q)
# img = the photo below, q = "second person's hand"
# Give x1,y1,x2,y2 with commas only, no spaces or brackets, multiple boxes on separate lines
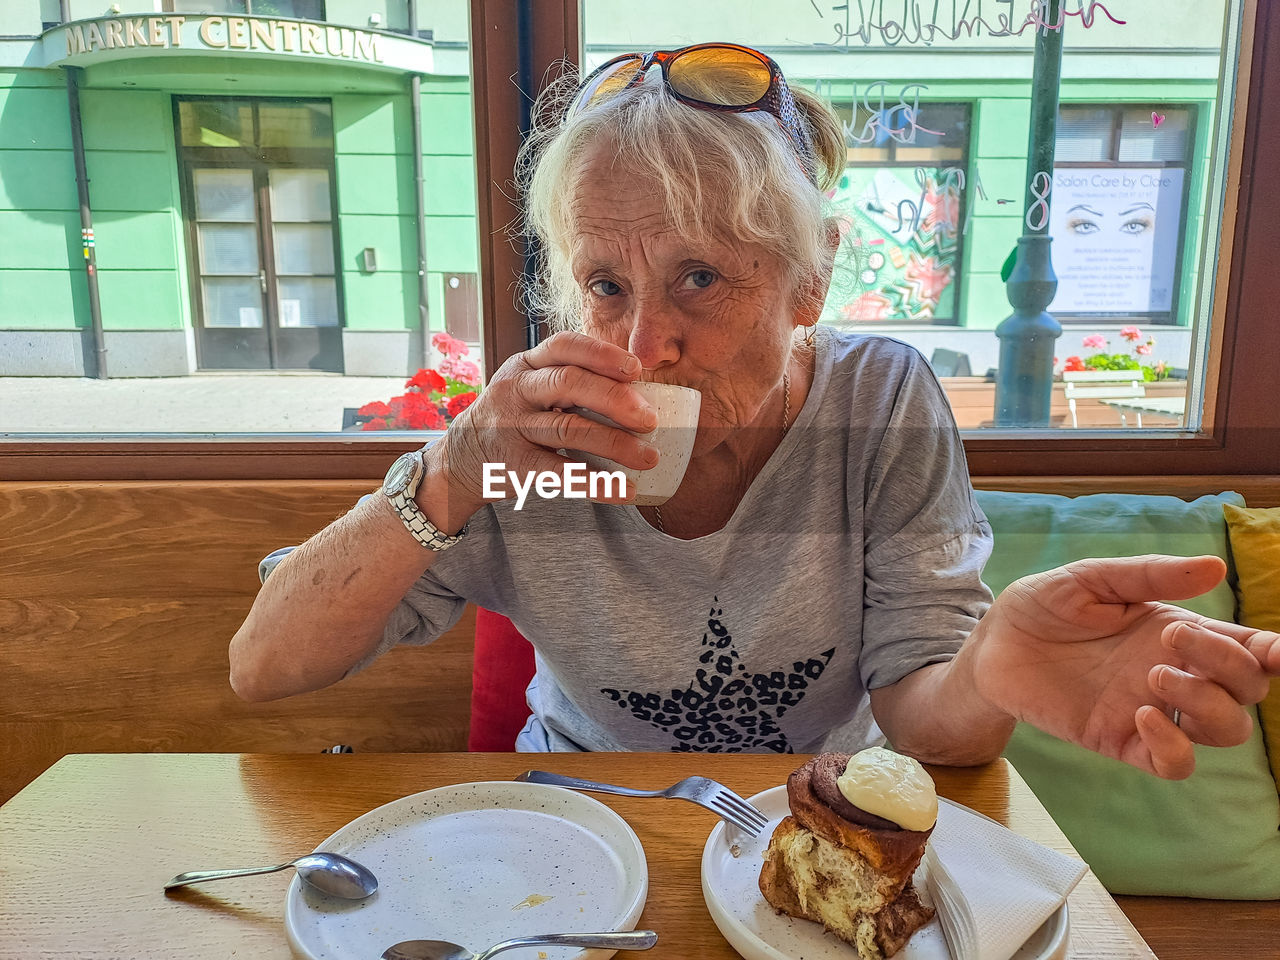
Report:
972,554,1278,779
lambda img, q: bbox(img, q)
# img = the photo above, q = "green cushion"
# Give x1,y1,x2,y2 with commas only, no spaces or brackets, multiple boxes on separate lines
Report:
976,490,1280,899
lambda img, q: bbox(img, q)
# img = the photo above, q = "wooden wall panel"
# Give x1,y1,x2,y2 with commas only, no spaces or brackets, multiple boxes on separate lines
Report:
3,481,371,599
1,481,475,804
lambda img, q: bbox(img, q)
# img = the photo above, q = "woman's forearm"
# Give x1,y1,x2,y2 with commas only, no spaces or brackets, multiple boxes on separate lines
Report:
868,620,1016,766
228,469,467,702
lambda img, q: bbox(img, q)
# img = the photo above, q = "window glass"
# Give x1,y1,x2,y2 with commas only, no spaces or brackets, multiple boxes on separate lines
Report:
163,1,325,14
270,168,332,222
250,1,324,18
1118,107,1192,162
198,223,260,274
277,277,339,328
834,103,968,325
4,5,483,435
180,100,254,150
202,278,264,329
580,0,1248,433
193,168,255,221
274,224,335,274
258,102,333,151
1056,108,1115,162
166,0,248,13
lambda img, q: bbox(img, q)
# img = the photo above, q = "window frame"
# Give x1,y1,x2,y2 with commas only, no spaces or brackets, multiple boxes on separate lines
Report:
4,0,1275,481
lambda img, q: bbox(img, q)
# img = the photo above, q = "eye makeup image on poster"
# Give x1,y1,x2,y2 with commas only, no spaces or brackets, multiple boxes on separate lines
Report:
1064,201,1155,237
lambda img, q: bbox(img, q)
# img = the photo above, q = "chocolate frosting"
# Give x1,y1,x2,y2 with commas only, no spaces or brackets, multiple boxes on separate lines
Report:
809,752,902,831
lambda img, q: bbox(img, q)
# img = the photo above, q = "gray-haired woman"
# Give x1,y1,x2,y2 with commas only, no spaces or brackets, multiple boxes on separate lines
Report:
231,43,1278,778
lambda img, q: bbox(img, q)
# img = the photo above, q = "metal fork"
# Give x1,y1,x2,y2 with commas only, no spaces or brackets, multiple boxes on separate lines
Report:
515,770,770,837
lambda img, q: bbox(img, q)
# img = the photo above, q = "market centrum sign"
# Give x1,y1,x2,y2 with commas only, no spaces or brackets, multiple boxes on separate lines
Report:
61,16,384,63
38,14,439,72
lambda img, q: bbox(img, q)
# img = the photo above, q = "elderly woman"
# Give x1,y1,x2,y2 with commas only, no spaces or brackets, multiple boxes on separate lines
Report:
231,44,1277,779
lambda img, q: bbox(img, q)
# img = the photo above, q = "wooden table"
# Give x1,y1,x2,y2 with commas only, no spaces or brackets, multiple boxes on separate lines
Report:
0,753,1156,960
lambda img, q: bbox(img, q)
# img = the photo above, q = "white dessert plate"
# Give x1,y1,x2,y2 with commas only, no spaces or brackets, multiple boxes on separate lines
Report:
286,781,648,960
701,786,1069,960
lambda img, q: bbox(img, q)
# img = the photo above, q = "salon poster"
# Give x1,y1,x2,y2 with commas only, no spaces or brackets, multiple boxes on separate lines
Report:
829,166,962,323
1047,166,1184,314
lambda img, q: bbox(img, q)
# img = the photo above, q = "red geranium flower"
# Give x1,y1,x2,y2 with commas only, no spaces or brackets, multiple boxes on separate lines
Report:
360,417,389,431
357,400,391,418
387,395,409,423
447,392,477,418
1063,356,1087,372
400,391,446,430
406,368,447,393
404,406,446,430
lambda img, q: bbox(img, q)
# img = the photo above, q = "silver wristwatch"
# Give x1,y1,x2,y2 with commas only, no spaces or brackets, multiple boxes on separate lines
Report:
381,448,468,551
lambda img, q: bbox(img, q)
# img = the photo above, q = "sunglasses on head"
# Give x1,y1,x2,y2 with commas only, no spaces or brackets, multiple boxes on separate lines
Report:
567,42,818,185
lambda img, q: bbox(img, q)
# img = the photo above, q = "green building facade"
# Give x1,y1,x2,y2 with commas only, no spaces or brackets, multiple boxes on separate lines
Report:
1,0,476,376
0,1,1234,376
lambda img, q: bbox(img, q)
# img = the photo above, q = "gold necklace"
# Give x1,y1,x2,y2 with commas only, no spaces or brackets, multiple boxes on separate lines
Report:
651,370,791,535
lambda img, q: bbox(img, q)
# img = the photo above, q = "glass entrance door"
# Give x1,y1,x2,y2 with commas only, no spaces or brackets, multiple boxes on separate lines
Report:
179,98,342,371
191,166,266,367
268,168,340,367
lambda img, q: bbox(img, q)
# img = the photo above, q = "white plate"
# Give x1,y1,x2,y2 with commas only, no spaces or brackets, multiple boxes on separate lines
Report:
286,781,648,960
701,786,1069,960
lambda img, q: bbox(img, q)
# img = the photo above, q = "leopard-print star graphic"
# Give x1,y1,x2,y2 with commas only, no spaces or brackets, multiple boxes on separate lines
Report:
601,598,836,753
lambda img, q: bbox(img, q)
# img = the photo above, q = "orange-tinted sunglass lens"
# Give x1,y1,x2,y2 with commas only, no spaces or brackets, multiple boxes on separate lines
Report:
575,56,645,113
667,47,771,107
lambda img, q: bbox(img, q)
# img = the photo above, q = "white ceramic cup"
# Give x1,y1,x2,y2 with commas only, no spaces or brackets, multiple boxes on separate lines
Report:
572,381,702,506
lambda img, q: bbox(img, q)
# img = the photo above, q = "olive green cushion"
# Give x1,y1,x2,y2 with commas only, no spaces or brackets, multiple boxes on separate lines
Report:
976,490,1280,898
1222,503,1280,792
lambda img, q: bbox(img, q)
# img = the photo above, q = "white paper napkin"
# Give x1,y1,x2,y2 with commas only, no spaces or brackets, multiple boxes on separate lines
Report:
923,799,1088,960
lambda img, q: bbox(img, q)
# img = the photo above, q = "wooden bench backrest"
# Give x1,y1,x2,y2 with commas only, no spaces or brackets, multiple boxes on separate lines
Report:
3,475,1276,804
0,480,474,804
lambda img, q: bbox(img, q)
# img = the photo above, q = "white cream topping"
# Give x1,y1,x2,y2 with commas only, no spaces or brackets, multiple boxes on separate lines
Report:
835,747,938,831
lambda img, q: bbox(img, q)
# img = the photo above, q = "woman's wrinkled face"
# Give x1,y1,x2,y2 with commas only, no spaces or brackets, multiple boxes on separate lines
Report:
568,142,800,454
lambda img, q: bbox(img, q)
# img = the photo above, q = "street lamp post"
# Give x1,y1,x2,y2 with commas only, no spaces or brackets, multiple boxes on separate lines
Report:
993,0,1066,426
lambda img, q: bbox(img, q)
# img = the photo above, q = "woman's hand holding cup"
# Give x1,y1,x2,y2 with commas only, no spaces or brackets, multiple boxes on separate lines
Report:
424,331,665,518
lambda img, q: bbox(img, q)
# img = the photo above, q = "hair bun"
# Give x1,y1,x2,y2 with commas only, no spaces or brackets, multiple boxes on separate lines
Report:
790,85,846,193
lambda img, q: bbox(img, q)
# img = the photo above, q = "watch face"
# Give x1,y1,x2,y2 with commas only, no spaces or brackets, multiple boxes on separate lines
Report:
383,452,417,496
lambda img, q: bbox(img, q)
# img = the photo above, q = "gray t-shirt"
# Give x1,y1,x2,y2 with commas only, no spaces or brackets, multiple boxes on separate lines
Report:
371,328,993,754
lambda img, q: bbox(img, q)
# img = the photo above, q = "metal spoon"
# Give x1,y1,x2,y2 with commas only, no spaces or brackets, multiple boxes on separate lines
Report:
382,929,658,960
164,851,378,899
